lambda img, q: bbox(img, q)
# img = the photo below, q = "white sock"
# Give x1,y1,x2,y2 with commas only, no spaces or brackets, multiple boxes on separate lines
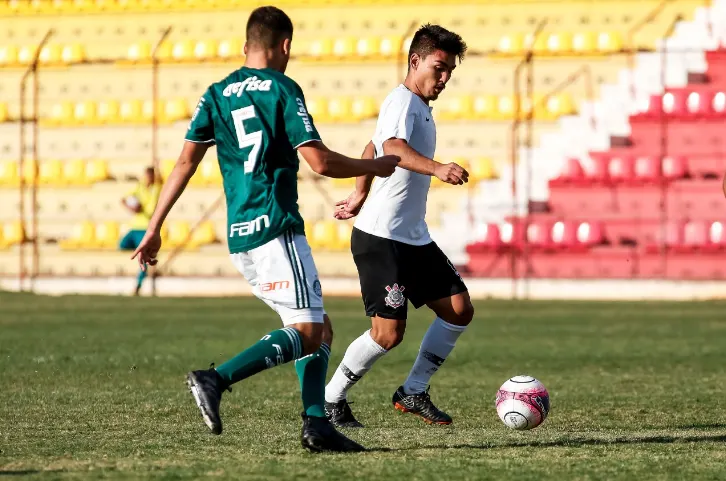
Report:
325,329,388,403
403,317,467,395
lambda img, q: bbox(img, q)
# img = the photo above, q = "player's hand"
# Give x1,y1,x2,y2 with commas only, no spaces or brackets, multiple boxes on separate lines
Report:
434,162,469,185
131,229,162,272
368,154,400,178
334,190,367,220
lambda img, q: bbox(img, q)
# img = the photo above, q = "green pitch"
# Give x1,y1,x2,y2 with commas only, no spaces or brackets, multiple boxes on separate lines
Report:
2,291,726,480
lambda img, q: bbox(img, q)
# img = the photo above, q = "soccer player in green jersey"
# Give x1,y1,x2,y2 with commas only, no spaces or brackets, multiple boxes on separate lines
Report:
131,6,399,453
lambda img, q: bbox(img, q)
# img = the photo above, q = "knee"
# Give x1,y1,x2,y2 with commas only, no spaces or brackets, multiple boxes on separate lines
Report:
296,323,324,356
322,314,334,347
445,302,475,326
370,323,405,350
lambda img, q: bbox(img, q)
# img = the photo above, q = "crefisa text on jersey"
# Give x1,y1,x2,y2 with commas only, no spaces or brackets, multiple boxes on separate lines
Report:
223,76,273,96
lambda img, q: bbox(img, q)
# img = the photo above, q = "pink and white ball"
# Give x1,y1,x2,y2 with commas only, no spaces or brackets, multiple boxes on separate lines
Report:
495,375,550,430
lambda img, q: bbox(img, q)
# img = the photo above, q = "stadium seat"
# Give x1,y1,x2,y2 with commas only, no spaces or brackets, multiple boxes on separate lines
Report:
39,44,62,65
551,220,578,249
119,99,144,123
468,157,497,181
0,103,8,123
2,221,25,246
172,40,195,62
681,221,709,251
0,45,19,67
500,221,525,250
61,43,85,64
497,33,526,55
551,158,586,185
18,46,39,65
334,222,352,250
39,159,63,185
662,91,687,118
526,220,553,250
164,99,190,123
544,94,575,119
495,95,516,120
308,38,334,59
59,221,95,250
608,156,635,184
634,156,659,183
217,39,243,59
94,221,120,249
439,95,474,121
356,37,381,58
327,97,353,122
465,223,501,253
351,97,377,121
379,36,403,59
21,161,38,185
160,159,176,180
97,100,120,124
74,101,98,125
709,221,726,249
86,159,110,183
0,162,19,186
63,159,87,185
472,95,496,119
546,32,573,54
47,101,74,126
577,221,605,247
127,41,152,62
199,160,223,186
332,37,356,59
189,221,217,247
306,98,329,123
167,221,192,248
647,221,685,253
711,91,726,116
311,221,337,250
597,31,623,53
194,39,218,61
662,156,688,179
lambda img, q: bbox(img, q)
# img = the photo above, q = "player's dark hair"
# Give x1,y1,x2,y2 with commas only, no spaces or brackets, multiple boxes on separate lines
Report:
246,6,294,50
408,24,467,66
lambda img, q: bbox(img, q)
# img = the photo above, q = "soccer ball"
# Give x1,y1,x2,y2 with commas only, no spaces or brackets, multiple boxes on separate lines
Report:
495,375,550,430
124,195,140,210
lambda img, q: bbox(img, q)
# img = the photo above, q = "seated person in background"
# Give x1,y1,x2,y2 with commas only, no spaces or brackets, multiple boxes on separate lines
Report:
120,166,160,295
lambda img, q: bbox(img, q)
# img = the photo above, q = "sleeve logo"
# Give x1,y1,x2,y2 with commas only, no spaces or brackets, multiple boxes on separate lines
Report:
295,98,314,133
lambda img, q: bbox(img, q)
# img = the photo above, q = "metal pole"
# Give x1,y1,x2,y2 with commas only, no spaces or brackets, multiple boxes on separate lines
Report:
150,26,172,297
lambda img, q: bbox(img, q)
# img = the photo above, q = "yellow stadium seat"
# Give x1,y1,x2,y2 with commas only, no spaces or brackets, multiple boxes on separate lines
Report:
167,220,192,247
119,99,143,123
547,32,573,54
164,98,189,123
328,97,353,122
3,221,25,246
0,45,19,66
142,99,157,123
21,161,38,185
172,40,194,62
598,31,623,53
39,159,63,185
334,222,352,250
74,101,97,125
0,103,8,123
127,41,152,62
330,177,355,187
86,159,110,183
97,100,120,124
217,39,242,59
189,221,217,247
47,101,74,126
379,36,403,58
545,94,576,119
356,37,380,58
468,157,497,181
573,32,597,54
39,44,62,65
59,221,95,250
95,221,120,249
439,95,474,121
311,221,337,250
0,162,19,186
154,41,173,62
306,98,329,123
304,221,313,242
332,37,356,59
526,32,549,55
496,95,516,120
160,159,176,180
18,46,39,65
472,95,496,120
497,33,525,55
199,160,223,186
308,38,333,59
63,159,87,185
194,39,217,61
351,97,377,121
61,43,85,64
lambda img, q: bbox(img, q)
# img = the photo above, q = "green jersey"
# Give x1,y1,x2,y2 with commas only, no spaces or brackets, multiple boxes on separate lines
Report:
185,67,321,254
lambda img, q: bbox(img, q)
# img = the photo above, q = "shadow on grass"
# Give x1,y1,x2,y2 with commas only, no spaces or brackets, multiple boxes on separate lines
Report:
0,470,65,476
365,433,726,453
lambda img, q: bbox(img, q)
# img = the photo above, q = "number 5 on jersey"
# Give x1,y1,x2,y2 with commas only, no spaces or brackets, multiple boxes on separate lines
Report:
231,106,262,174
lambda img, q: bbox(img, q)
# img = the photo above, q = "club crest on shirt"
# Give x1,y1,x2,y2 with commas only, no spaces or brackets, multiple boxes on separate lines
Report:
384,283,406,308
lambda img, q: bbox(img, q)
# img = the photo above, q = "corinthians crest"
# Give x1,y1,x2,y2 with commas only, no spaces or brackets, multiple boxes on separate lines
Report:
384,283,406,308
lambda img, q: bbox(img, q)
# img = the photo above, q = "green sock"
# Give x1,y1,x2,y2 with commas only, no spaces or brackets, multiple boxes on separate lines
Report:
216,327,303,386
295,342,330,418
136,268,147,289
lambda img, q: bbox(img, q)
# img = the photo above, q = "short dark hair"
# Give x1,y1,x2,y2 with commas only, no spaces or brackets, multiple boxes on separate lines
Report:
409,24,467,65
246,6,294,49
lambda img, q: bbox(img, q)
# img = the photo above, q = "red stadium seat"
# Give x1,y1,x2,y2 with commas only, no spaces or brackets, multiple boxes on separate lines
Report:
608,155,635,184
500,221,525,250
465,223,501,253
634,156,659,183
526,220,552,250
577,221,605,247
551,158,585,185
681,221,709,251
646,221,685,253
709,221,726,250
662,90,687,118
686,91,709,118
661,156,688,180
550,221,578,249
641,95,662,119
588,153,610,183
711,91,726,117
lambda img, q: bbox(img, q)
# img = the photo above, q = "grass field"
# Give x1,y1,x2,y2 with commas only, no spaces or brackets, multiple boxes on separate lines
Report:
2,291,726,480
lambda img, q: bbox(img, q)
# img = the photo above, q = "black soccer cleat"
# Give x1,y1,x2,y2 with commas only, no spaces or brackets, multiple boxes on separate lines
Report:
325,399,364,428
186,367,228,435
300,414,366,453
392,385,453,425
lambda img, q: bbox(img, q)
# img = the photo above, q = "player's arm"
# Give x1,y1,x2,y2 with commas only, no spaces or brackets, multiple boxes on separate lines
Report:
383,138,468,185
354,141,376,196
298,141,397,179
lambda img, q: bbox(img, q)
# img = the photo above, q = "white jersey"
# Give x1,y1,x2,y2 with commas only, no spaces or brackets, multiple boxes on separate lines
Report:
354,84,436,246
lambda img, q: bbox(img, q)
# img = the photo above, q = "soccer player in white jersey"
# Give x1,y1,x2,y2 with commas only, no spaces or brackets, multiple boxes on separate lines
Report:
324,24,473,426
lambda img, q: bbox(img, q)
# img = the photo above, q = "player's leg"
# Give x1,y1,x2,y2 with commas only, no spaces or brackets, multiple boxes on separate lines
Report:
119,229,147,295
392,244,473,425
325,228,406,427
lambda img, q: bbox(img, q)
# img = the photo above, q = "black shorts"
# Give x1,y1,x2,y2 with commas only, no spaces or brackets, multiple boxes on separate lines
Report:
351,227,468,320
